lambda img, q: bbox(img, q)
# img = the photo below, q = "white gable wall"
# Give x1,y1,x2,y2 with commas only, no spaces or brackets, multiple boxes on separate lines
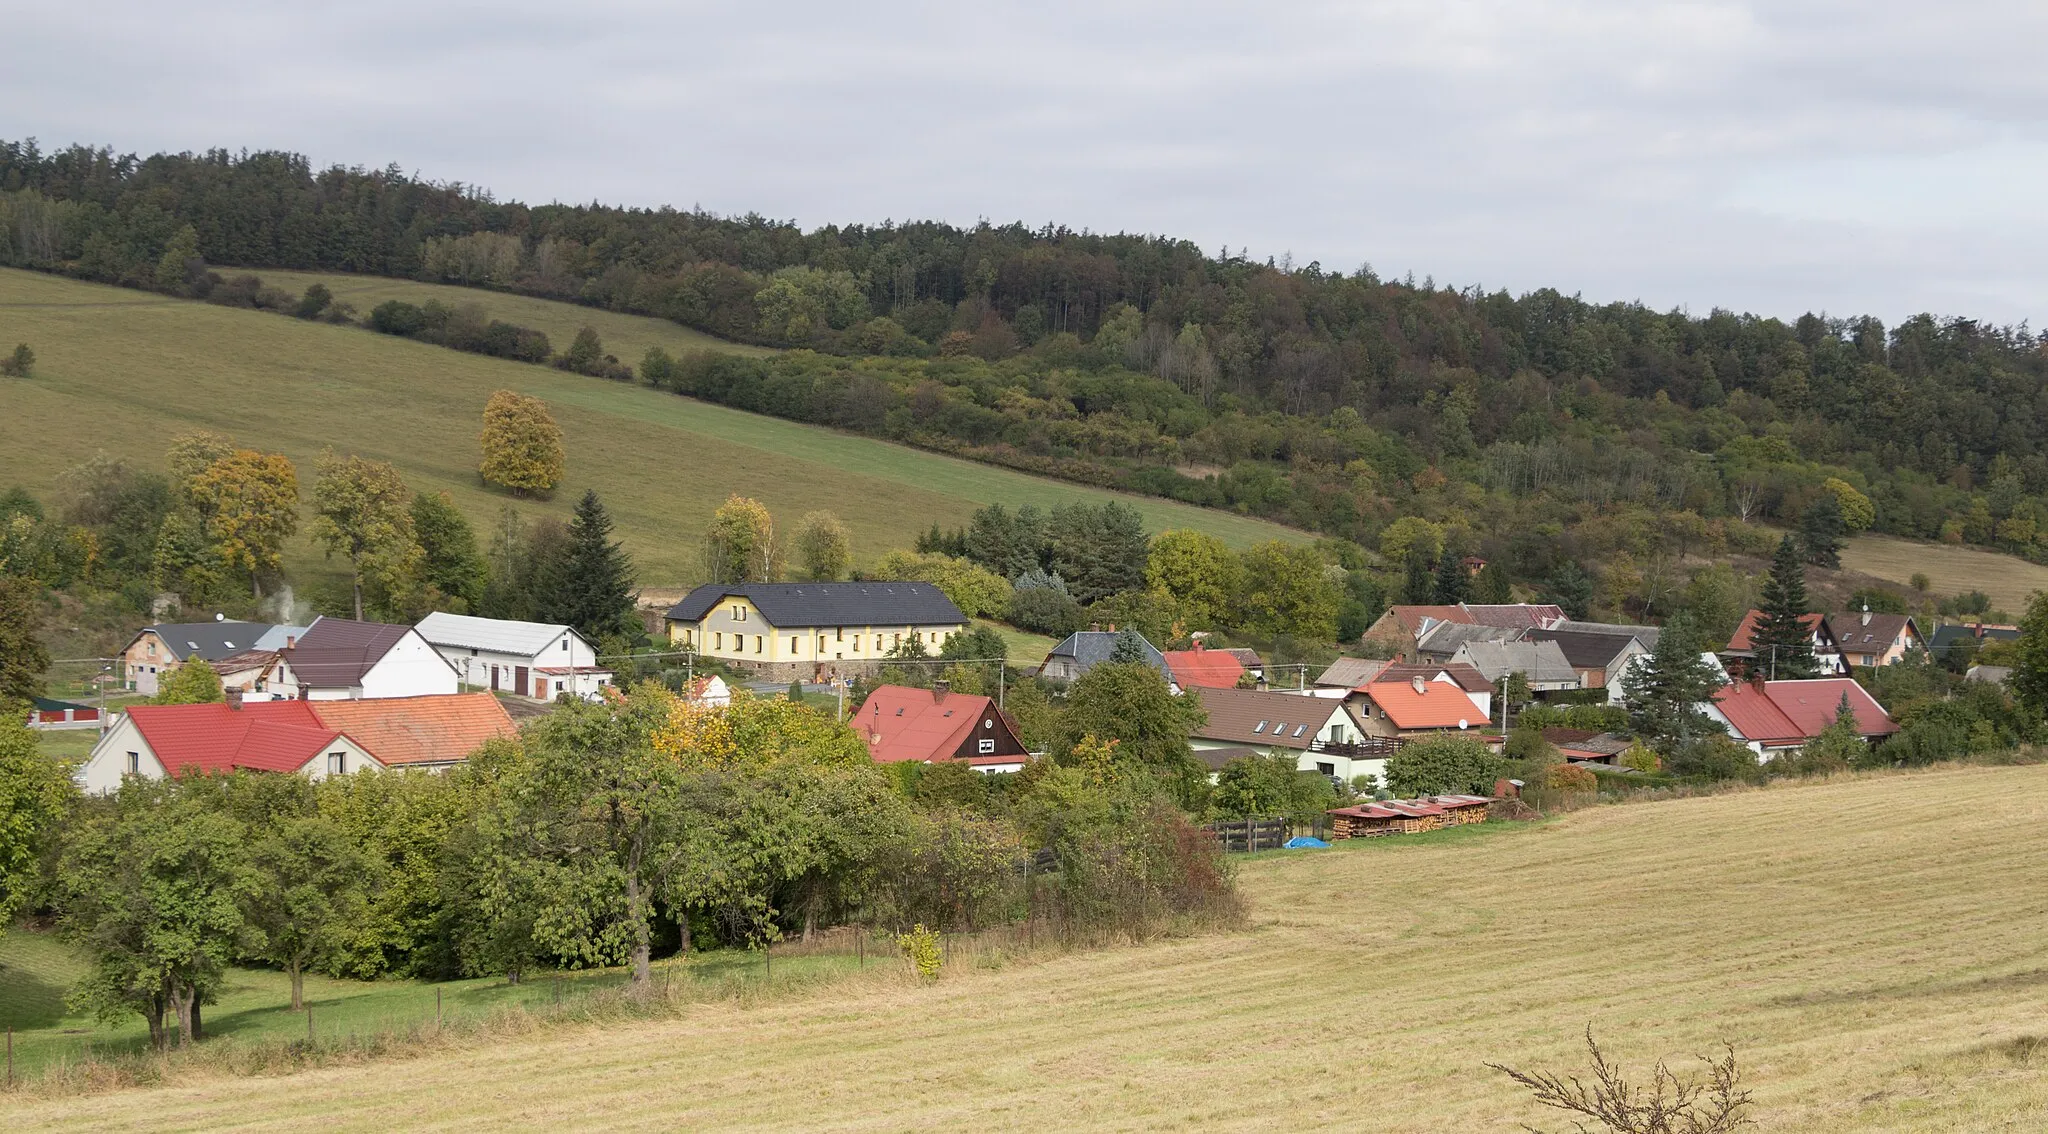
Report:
77,715,167,794
296,736,384,780
343,630,460,700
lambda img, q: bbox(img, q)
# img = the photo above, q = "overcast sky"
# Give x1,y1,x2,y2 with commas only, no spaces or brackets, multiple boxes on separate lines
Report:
10,1,2046,324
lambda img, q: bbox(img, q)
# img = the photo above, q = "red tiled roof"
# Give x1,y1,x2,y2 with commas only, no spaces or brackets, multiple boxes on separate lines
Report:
852,685,1010,764
1712,679,1897,743
1727,609,1826,652
124,701,355,775
308,694,516,766
1363,678,1481,730
1163,648,1246,689
1388,605,1473,635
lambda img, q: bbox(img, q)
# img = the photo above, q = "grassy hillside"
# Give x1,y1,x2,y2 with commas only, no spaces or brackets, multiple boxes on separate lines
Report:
8,765,2045,1130
0,269,1301,589
1846,533,2048,616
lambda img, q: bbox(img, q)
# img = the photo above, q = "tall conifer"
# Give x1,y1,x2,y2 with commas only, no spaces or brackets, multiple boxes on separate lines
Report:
1752,535,1818,679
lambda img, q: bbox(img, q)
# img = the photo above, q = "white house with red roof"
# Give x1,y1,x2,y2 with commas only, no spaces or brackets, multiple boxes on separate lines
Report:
77,691,516,791
1702,677,1898,760
1723,610,1848,677
78,698,384,793
851,683,1031,773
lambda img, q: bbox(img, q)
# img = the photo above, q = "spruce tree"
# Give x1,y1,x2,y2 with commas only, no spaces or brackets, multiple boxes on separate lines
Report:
1752,535,1818,679
1434,548,1471,605
1548,562,1594,620
1404,550,1435,605
1620,614,1726,749
1801,492,1844,568
551,491,637,642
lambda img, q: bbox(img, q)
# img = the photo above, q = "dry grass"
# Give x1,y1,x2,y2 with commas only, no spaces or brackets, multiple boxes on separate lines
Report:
6,764,2046,1130
0,269,1300,589
1845,534,2048,615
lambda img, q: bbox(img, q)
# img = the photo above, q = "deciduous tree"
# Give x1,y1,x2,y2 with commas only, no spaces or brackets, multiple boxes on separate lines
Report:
794,510,852,581
188,448,299,599
704,494,778,583
478,390,565,496
244,816,368,1010
1144,529,1242,630
311,451,417,620
411,491,488,612
1383,736,1504,797
1238,541,1339,641
0,718,73,940
153,658,225,705
1054,661,1207,801
0,576,49,707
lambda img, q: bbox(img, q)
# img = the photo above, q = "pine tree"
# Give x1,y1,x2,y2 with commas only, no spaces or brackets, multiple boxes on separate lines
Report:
1472,561,1511,605
1404,550,1435,605
1548,562,1594,620
548,491,637,642
1434,548,1471,605
1752,535,1818,679
1801,492,1845,568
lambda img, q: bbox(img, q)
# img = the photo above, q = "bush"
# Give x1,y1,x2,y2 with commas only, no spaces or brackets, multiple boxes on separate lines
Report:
1384,736,1507,797
897,923,942,982
368,299,427,337
1619,744,1661,773
0,342,31,377
1546,762,1597,792
1005,584,1086,637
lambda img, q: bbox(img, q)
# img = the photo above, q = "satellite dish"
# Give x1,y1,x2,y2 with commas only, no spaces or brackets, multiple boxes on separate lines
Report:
1458,719,1469,730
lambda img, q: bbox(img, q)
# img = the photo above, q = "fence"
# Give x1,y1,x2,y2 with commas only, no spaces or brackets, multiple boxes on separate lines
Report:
1202,817,1292,853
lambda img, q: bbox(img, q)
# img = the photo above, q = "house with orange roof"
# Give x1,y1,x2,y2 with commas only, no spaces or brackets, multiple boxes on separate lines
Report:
851,683,1031,772
1723,610,1847,676
1162,641,1246,689
1702,677,1897,759
77,691,515,791
1351,674,1489,740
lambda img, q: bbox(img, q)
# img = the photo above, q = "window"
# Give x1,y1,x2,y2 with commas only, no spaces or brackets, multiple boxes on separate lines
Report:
791,636,798,653
818,636,827,651
556,681,564,695
978,739,996,754
561,639,569,651
1253,721,1267,733
854,636,862,652
836,628,844,641
470,647,479,656
327,752,346,775
733,605,747,621
1293,724,1307,737
126,751,140,775
1316,762,1335,776
714,632,723,650
755,635,764,654
892,633,901,648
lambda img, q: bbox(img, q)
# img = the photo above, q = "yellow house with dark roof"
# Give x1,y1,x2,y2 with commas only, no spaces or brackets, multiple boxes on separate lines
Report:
664,582,968,680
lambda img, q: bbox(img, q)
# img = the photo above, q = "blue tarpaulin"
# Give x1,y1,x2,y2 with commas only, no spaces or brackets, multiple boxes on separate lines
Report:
1283,836,1330,849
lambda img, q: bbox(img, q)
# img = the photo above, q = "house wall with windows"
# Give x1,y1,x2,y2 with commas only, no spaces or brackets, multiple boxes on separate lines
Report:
670,597,962,675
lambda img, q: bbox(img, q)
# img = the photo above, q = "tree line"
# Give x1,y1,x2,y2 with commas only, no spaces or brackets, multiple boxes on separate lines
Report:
6,137,2048,585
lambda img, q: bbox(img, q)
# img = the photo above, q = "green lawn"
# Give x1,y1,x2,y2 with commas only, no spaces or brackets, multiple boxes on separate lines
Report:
0,269,1303,590
979,619,1058,667
0,925,862,1077
31,729,98,768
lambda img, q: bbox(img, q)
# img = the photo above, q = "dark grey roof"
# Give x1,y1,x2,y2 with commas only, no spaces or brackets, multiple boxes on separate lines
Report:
665,582,965,628
136,621,281,663
1524,628,1647,670
1927,624,2018,654
286,617,418,689
1044,630,1169,677
1552,620,1662,648
1415,622,1516,657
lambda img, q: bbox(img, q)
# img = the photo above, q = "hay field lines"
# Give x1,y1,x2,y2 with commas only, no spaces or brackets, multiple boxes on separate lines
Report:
1845,533,2048,615
7,765,2046,1131
0,269,1302,586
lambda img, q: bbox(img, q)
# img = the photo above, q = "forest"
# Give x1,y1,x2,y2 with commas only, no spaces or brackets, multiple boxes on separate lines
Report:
4,138,2048,619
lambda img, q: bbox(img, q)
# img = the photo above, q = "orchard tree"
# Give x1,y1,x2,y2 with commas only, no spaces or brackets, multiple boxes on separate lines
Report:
704,494,778,583
0,576,49,707
312,451,417,620
244,816,369,1010
189,448,299,598
0,718,74,940
794,510,852,581
1054,661,1207,800
153,659,225,705
478,390,565,496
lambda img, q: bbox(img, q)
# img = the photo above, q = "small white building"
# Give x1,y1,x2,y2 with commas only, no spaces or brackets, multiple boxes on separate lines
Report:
78,698,385,794
416,612,614,702
275,616,460,701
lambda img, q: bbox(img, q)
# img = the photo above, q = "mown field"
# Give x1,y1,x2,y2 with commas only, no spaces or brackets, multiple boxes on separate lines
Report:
1846,533,2048,617
6,764,2044,1130
0,269,1301,588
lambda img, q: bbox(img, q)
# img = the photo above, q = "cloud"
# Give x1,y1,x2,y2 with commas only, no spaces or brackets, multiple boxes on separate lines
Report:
4,0,2044,323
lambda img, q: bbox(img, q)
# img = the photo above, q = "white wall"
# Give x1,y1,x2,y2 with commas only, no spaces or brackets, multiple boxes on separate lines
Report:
77,715,167,794
435,631,609,701
356,631,460,700
296,736,383,780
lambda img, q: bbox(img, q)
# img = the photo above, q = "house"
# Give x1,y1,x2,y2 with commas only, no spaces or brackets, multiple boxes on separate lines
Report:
214,650,294,701
1723,610,1847,677
664,582,967,681
1541,728,1635,765
1351,674,1489,740
851,683,1031,773
1703,677,1899,760
1213,646,1267,681
1524,625,1655,690
1039,630,1171,685
1359,603,1565,659
416,612,614,701
76,691,515,791
1185,685,1388,786
1926,622,2019,663
1449,639,1582,694
1824,610,1924,668
278,617,461,700
115,620,306,696
1362,662,1495,721
304,694,518,772
683,674,733,707
1325,795,1492,838
1414,620,1517,664
1605,650,1729,706
1163,642,1246,689
78,696,385,793
1314,657,1395,691
26,696,100,730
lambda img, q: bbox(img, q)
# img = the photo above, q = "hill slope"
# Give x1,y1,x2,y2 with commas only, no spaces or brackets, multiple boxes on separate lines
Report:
0,269,1301,587
8,764,2045,1131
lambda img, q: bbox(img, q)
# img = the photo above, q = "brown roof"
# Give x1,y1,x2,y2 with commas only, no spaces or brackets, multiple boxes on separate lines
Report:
308,694,516,766
1315,657,1395,687
1187,686,1339,750
1461,604,1566,629
1386,605,1473,636
1826,612,1920,652
286,617,424,689
1726,609,1834,653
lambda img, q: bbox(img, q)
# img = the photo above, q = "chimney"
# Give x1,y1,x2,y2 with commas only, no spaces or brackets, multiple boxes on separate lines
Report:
286,635,297,649
1861,604,1872,626
1411,675,1427,695
1192,640,1205,651
932,679,949,703
226,688,244,710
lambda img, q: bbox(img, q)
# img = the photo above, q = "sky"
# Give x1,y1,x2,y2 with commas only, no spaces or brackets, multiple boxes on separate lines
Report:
8,1,2047,324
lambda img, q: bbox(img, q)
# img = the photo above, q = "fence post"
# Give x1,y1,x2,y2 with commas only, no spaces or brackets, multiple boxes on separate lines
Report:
7,1025,12,1089
764,945,772,982
858,931,865,968
435,987,442,1030
307,1004,314,1046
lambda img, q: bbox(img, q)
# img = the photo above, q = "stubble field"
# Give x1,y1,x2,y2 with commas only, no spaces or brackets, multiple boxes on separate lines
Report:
5,763,2044,1131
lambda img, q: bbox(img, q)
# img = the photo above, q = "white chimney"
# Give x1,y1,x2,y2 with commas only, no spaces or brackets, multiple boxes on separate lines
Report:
1411,675,1427,695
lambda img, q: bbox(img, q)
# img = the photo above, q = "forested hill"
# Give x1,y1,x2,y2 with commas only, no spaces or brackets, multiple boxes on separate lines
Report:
5,138,2047,608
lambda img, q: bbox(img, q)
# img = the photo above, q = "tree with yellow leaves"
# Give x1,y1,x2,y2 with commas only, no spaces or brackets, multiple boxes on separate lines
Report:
478,390,565,496
187,448,299,599
312,451,419,620
652,688,868,772
703,494,778,583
